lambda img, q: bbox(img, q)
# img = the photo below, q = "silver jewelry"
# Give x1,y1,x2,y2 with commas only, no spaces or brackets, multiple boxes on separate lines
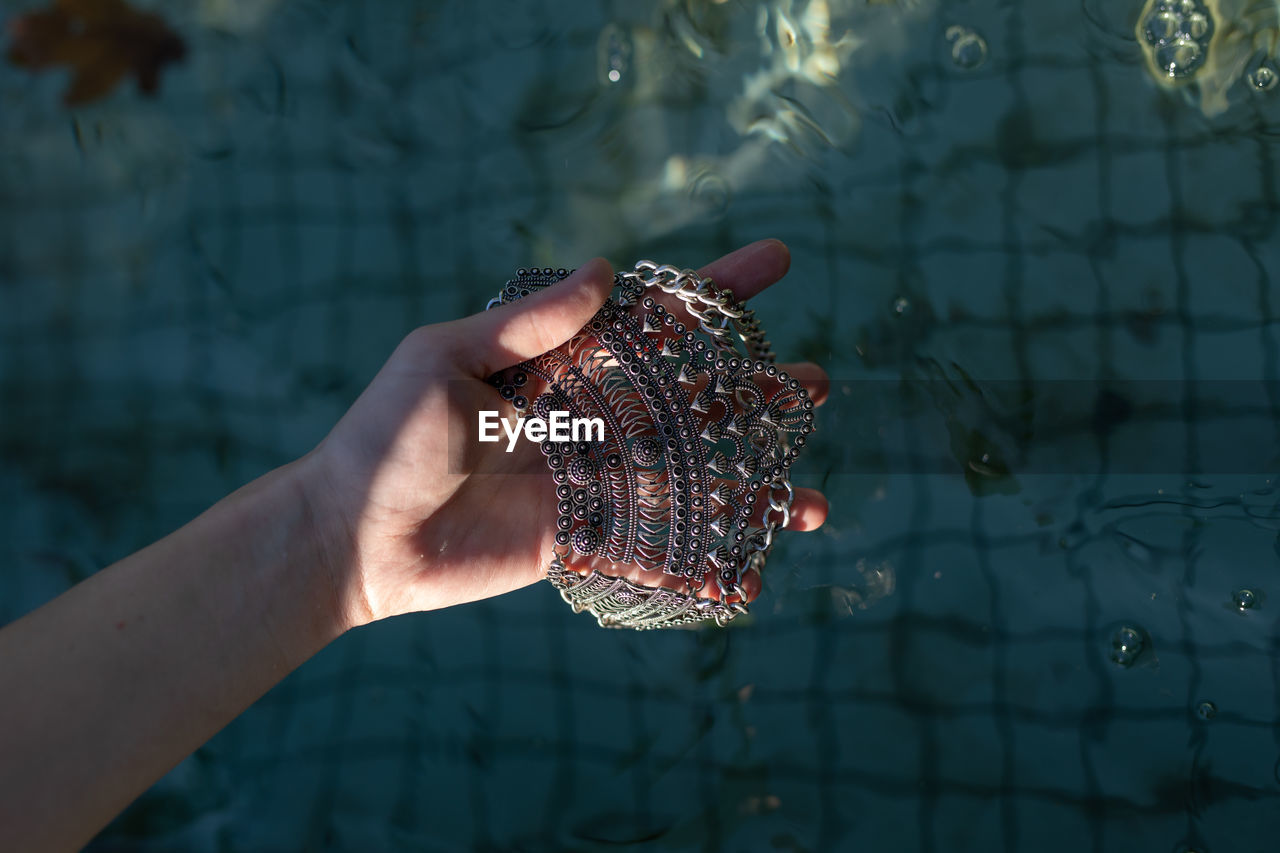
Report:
487,261,814,629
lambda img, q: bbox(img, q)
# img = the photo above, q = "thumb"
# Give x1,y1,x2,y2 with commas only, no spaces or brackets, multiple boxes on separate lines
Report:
454,258,614,376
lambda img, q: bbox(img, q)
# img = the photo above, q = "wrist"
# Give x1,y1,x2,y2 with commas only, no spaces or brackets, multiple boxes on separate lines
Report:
288,448,375,633
207,454,364,661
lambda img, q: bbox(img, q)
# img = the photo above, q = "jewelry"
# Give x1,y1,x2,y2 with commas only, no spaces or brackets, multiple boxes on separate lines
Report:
487,261,814,629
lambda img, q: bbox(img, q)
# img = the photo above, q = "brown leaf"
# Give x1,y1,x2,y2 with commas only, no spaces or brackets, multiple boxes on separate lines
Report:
6,0,186,106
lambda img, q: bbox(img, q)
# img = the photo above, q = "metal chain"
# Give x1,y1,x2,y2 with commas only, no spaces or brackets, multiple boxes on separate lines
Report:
622,261,747,347
619,260,797,617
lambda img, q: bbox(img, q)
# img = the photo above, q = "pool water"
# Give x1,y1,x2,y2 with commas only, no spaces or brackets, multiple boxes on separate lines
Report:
4,0,1280,849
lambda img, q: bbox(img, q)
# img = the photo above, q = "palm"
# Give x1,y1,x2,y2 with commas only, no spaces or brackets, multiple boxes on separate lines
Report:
316,343,563,618
392,377,563,611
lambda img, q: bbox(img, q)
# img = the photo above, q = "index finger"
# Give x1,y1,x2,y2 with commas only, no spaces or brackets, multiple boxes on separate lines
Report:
697,238,791,303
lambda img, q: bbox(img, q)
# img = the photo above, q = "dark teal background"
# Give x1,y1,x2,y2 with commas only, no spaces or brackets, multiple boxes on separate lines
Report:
3,0,1280,849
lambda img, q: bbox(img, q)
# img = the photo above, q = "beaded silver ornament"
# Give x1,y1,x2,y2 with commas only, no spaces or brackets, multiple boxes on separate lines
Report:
487,261,814,629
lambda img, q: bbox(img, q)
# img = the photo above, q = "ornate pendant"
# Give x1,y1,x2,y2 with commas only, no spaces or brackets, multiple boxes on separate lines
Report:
488,262,814,628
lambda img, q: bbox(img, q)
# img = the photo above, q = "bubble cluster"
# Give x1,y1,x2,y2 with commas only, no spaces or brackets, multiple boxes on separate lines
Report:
946,26,988,71
1140,0,1214,80
1111,625,1145,667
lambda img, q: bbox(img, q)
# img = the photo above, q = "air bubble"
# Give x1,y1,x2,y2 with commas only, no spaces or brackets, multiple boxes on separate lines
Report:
597,24,632,86
689,170,731,217
1110,625,1145,667
1157,37,1203,78
1250,65,1278,91
892,296,911,315
1196,701,1217,720
1184,12,1209,39
1140,0,1212,79
1233,588,1258,611
946,26,987,71
1147,10,1179,41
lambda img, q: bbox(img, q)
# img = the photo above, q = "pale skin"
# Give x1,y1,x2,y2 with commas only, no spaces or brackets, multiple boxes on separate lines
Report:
0,239,829,852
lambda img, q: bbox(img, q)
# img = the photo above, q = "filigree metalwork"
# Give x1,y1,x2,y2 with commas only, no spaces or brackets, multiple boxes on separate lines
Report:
487,261,814,629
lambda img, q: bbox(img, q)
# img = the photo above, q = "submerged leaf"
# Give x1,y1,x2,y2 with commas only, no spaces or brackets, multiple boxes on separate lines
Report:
6,0,186,106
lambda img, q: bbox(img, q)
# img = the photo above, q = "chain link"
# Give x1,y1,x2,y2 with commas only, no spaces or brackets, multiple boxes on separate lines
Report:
623,261,753,349
620,260,798,617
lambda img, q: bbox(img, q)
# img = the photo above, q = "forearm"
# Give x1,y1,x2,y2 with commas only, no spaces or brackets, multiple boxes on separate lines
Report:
0,454,350,853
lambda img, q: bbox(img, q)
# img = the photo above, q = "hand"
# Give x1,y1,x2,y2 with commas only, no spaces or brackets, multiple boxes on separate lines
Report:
305,239,831,630
0,240,830,851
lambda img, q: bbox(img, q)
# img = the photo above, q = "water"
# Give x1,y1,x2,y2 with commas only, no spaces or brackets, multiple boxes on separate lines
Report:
3,0,1280,849
1232,587,1259,611
1250,64,1278,91
1139,1,1213,79
946,26,988,71
1111,625,1147,668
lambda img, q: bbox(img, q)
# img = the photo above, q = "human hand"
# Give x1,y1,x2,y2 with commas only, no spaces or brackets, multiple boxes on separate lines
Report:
303,239,830,631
